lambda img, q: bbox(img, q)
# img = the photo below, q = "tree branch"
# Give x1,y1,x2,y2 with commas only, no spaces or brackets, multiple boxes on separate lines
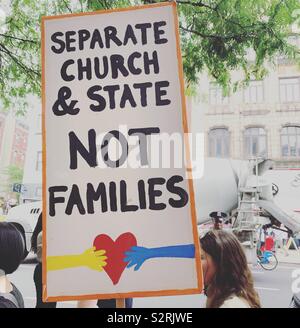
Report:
176,0,215,11
215,0,226,10
180,24,257,41
0,43,40,78
179,24,219,39
0,33,38,44
62,0,73,13
178,0,258,30
270,0,285,22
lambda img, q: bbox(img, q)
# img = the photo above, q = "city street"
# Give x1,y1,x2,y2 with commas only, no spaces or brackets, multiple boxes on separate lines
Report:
9,258,299,308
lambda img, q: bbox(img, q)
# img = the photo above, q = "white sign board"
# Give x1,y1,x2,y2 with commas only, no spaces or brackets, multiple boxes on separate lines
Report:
42,2,202,301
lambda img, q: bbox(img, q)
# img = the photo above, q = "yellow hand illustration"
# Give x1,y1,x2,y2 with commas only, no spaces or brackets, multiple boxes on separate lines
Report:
80,247,107,271
47,247,107,272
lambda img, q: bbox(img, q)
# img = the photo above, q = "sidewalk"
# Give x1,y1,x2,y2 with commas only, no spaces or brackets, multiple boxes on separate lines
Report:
276,249,300,265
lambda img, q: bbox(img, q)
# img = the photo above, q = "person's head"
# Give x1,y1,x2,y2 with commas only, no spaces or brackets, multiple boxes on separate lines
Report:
200,230,261,308
213,218,223,230
210,211,226,230
0,222,24,275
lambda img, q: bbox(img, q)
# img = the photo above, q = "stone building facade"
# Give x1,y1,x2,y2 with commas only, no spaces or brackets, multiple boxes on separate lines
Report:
190,59,300,168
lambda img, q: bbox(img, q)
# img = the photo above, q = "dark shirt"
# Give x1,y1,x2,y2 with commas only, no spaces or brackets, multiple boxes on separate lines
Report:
34,263,56,308
0,283,24,308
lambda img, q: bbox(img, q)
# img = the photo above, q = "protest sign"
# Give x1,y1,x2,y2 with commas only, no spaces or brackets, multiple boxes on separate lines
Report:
42,2,202,301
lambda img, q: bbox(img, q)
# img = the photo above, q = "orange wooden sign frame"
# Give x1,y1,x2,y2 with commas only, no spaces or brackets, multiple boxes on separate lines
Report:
41,1,203,302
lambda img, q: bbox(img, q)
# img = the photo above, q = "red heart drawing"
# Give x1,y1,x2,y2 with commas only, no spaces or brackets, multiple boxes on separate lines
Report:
93,232,137,285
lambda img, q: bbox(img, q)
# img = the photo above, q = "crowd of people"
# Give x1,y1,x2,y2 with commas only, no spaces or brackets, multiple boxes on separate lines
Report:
0,211,299,308
258,225,300,254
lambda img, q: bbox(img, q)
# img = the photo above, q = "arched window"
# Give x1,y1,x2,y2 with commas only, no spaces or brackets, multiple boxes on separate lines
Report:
208,128,230,158
281,126,300,157
244,127,267,158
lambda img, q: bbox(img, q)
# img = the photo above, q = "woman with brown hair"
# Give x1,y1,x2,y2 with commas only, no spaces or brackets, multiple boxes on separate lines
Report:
200,230,261,308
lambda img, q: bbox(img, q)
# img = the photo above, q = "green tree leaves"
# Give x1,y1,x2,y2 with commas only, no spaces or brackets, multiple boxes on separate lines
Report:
0,0,299,113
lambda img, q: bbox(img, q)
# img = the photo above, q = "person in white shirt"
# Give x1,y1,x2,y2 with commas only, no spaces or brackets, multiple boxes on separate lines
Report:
200,230,261,308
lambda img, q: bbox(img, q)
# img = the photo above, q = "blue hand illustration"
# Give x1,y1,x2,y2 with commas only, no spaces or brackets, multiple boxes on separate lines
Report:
124,246,153,271
124,244,195,271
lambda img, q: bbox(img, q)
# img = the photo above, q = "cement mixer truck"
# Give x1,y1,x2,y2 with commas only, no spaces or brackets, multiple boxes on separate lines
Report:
6,157,300,258
194,157,300,232
194,158,300,233
194,157,300,263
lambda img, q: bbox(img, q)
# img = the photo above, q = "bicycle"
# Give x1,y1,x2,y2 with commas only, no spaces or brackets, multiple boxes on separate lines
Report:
257,250,278,270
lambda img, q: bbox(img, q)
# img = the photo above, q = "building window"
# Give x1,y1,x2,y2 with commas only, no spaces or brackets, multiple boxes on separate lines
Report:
280,77,300,103
36,151,42,171
281,126,300,157
244,127,267,158
208,128,230,158
244,81,264,104
209,83,229,105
